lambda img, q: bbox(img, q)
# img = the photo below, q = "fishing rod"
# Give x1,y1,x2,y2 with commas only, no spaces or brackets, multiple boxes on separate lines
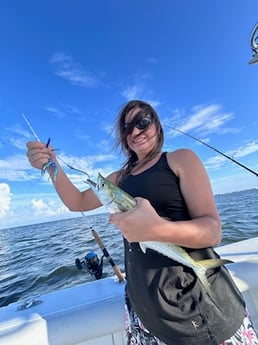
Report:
168,126,258,177
92,229,124,281
22,113,125,282
80,213,125,282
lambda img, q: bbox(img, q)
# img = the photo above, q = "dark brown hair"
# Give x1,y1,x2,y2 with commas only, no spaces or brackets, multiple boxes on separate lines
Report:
114,100,164,177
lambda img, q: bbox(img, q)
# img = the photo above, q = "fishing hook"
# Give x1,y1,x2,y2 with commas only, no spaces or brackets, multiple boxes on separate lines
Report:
249,23,258,65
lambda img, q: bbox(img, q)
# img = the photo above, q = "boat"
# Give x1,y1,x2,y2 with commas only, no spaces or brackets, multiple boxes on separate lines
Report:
1,237,258,345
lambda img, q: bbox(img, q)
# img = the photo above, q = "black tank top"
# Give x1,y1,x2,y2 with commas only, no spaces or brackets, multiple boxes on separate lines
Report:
119,152,245,345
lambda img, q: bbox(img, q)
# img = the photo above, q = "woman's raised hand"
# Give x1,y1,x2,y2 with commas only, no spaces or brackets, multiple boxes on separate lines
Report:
26,141,56,170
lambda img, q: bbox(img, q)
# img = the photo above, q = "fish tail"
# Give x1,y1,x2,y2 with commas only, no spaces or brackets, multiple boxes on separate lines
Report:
196,258,233,269
195,270,213,296
194,257,234,310
194,270,223,310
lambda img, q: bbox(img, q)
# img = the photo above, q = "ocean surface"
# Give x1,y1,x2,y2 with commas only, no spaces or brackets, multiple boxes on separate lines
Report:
0,188,257,308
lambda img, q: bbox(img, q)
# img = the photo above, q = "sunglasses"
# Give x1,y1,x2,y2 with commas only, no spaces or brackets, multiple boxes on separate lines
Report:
124,115,154,133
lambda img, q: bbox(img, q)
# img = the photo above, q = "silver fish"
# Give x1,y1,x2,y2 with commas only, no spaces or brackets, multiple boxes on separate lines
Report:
87,173,232,303
87,174,137,213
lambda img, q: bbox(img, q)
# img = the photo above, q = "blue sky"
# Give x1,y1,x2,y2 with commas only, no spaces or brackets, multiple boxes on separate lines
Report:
0,1,258,229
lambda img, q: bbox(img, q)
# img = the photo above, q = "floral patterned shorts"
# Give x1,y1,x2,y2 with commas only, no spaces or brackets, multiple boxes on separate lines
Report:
125,305,258,345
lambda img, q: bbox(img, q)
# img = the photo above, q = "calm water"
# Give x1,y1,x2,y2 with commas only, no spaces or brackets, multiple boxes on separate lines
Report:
0,188,257,308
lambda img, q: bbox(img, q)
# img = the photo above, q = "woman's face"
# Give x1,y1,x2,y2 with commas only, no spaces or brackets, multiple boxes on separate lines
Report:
124,107,157,156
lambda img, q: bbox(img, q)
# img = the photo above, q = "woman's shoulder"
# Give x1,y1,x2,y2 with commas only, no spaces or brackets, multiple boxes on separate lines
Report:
166,148,198,160
166,149,201,175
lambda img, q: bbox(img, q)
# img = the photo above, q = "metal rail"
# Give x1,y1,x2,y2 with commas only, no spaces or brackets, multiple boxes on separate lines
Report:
249,23,258,64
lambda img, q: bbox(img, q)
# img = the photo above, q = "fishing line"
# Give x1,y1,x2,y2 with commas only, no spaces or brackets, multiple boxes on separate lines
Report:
56,158,124,280
21,113,124,281
22,112,93,183
164,125,258,177
57,156,91,180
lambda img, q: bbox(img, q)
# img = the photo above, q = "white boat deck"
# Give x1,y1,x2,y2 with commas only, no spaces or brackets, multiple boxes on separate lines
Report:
0,237,258,345
216,237,258,331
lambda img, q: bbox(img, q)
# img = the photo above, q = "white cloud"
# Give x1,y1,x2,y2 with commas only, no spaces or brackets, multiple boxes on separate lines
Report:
120,74,161,108
44,103,81,120
0,183,12,218
50,53,100,88
44,106,66,119
205,155,227,170
0,149,118,186
58,152,116,173
121,83,143,100
165,104,236,137
212,172,258,195
230,141,258,158
45,152,119,190
0,154,32,181
6,124,31,138
4,124,32,149
204,141,258,171
30,198,69,217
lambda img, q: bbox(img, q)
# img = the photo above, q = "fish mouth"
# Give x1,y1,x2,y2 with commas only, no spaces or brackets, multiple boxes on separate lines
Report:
86,178,97,188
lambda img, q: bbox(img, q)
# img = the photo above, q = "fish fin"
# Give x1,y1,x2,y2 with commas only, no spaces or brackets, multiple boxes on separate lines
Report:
139,242,147,254
196,258,233,269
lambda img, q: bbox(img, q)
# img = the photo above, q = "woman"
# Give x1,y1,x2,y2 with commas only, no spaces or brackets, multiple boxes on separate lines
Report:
26,100,258,345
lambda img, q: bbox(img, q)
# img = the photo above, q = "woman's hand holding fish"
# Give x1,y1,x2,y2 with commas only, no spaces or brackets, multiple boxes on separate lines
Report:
109,197,166,242
26,141,56,170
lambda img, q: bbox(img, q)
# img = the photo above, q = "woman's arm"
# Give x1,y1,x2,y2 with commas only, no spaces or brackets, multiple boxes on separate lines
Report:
168,149,221,247
109,149,221,249
26,141,110,212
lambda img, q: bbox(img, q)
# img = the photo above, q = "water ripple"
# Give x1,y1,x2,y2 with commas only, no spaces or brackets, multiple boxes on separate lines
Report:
0,188,257,307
